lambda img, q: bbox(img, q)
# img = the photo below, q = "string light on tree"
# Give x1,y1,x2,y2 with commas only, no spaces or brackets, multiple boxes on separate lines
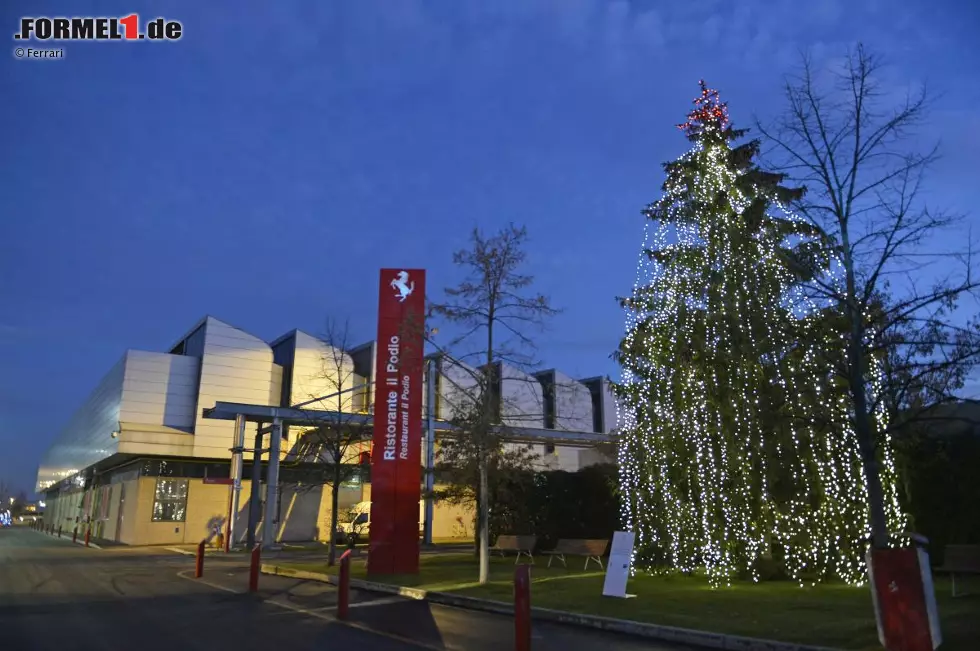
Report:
614,81,905,587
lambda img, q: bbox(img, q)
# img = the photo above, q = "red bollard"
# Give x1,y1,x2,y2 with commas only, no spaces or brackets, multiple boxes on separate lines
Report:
84,528,91,547
515,564,532,651
248,544,261,592
72,528,78,543
337,549,353,620
195,539,206,578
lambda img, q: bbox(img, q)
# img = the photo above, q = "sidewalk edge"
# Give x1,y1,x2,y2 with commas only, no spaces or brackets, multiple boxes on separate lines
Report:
260,564,841,651
30,527,103,549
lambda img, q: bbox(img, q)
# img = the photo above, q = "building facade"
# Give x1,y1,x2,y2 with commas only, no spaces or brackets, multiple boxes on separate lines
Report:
37,316,617,546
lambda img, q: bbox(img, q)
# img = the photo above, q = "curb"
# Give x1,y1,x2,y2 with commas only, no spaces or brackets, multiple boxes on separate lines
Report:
164,546,229,556
32,528,103,550
261,564,840,651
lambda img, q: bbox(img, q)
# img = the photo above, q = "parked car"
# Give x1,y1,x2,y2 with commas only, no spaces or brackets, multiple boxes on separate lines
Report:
334,500,424,544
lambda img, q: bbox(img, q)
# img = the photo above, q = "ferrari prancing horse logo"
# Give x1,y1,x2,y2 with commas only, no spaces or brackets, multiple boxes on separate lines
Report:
390,270,415,302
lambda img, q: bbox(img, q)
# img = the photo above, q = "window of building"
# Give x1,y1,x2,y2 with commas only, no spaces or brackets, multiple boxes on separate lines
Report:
152,479,188,522
97,486,111,520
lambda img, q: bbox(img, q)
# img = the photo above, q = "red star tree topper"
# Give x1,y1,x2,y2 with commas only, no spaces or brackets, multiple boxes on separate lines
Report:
677,80,730,138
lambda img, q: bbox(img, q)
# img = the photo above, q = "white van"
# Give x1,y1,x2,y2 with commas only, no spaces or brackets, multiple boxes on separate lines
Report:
335,500,425,543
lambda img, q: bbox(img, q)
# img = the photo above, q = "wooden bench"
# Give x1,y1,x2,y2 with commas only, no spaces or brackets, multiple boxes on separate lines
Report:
936,544,980,597
491,534,536,564
542,538,609,570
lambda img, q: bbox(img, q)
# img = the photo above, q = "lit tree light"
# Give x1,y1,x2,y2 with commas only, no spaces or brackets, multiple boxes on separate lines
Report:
614,81,905,587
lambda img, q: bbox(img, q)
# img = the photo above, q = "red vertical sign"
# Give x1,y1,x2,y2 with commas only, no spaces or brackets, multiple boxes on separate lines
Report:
868,547,937,651
368,268,426,575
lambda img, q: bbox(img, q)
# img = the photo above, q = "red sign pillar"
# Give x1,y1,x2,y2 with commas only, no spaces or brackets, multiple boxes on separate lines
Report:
868,547,942,651
368,269,426,576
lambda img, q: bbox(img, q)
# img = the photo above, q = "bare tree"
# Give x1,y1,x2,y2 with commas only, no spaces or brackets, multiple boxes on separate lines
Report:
288,319,369,565
430,360,539,539
429,223,560,584
757,45,980,549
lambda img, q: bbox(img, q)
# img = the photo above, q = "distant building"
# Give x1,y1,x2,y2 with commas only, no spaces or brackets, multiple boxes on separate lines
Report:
36,316,617,546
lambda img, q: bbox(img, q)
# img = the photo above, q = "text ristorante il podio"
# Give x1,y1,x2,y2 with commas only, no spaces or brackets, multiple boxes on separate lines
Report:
381,335,411,462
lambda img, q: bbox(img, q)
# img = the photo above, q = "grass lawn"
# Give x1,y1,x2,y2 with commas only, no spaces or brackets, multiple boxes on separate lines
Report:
281,553,980,650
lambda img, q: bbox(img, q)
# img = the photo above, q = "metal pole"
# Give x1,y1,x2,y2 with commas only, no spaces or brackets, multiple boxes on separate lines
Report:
249,544,261,592
262,417,283,548
423,358,437,546
338,549,352,620
246,426,263,549
515,564,532,651
228,414,246,550
195,539,206,578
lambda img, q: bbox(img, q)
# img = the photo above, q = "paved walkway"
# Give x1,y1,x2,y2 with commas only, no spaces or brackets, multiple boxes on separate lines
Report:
1,526,691,651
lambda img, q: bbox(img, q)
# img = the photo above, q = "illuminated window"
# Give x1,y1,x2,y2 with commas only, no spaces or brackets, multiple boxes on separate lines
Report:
152,479,188,522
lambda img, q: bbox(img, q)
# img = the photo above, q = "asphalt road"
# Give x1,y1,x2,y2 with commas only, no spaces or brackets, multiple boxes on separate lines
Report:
0,526,687,651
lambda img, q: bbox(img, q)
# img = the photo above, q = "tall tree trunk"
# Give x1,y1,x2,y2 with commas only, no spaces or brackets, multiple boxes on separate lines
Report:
843,249,889,551
478,312,494,585
478,448,490,584
473,482,482,558
848,340,890,550
328,460,341,566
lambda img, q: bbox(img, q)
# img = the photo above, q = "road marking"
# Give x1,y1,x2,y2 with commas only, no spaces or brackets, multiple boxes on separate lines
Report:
176,569,239,594
349,596,407,609
176,570,454,651
264,597,453,650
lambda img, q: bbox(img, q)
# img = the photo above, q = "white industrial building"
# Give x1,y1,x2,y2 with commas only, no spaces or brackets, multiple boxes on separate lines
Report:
36,316,617,546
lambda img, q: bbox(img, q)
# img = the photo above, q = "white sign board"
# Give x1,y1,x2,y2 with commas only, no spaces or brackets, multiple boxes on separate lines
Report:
602,530,636,598
917,548,942,649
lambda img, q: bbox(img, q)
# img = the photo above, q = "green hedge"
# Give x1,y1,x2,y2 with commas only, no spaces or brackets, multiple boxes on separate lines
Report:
483,431,980,567
488,463,620,550
894,429,980,564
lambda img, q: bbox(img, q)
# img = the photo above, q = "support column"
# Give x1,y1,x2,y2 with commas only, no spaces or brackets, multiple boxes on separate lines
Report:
246,425,263,549
228,414,246,548
262,417,283,549
423,357,437,546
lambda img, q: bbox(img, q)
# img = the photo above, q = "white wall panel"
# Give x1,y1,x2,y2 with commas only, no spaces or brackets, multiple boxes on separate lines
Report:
551,370,594,432
119,351,200,430
287,331,359,412
36,357,126,491
436,356,481,421
191,317,282,459
498,363,545,428
37,350,206,491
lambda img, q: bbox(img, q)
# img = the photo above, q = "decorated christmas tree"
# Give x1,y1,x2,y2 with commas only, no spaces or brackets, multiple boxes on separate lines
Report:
614,83,905,586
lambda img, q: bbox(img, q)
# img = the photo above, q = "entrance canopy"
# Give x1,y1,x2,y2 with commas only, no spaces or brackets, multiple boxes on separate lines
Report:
202,401,613,448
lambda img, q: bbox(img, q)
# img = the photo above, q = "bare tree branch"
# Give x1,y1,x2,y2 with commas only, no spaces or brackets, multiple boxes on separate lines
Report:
757,44,980,549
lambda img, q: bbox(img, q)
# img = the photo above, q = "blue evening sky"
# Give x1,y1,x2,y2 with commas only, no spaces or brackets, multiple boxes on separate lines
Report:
2,0,978,495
